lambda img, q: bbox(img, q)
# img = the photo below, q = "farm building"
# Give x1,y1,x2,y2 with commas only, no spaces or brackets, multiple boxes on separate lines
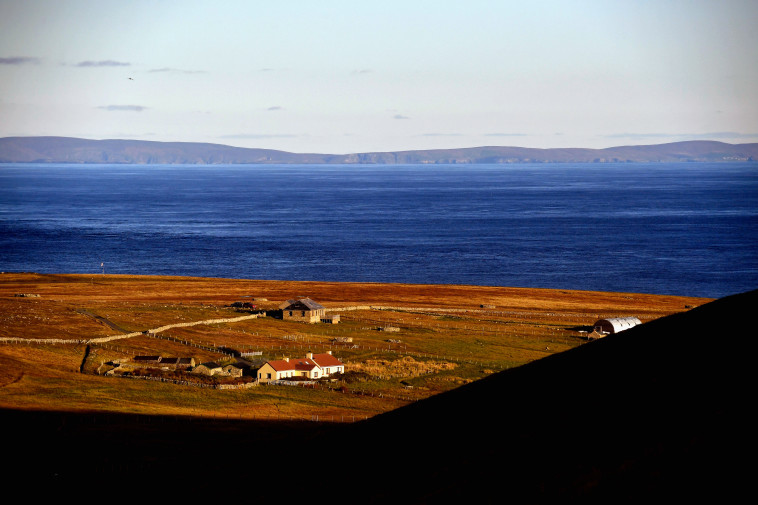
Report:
222,364,243,377
279,298,327,323
132,356,196,369
157,357,196,369
193,362,246,377
193,362,224,376
133,355,162,364
257,351,344,383
593,317,642,335
321,314,340,324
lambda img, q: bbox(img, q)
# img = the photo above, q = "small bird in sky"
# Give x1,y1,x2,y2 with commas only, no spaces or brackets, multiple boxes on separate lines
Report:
128,77,134,80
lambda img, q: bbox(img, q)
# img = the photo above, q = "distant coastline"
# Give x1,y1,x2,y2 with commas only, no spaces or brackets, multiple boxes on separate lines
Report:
1,136,756,165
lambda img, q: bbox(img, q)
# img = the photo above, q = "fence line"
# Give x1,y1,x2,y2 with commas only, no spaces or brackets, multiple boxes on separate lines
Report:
110,373,255,389
3,333,523,371
109,371,416,408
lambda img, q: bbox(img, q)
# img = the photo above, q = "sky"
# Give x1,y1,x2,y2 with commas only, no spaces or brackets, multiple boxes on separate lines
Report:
1,0,757,154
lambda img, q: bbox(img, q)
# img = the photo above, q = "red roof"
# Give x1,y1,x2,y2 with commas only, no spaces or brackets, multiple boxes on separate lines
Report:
265,353,342,372
311,353,343,367
266,358,318,372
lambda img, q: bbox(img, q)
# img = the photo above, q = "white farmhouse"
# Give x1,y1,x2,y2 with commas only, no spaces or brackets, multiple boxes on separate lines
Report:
257,352,344,383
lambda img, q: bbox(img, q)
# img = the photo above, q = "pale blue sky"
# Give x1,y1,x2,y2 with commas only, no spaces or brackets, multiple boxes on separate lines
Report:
1,0,757,153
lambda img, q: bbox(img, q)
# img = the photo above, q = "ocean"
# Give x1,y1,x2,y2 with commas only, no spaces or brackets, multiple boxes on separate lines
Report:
1,163,756,298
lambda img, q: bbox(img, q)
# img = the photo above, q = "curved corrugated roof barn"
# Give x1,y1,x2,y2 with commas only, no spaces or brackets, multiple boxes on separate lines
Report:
593,316,642,334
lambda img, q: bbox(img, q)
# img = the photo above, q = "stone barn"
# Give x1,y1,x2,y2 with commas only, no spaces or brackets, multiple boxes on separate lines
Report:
193,362,224,376
280,298,326,323
593,317,642,335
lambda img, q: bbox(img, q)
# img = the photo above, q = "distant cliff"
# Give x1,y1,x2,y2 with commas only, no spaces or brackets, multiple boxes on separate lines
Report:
1,136,756,164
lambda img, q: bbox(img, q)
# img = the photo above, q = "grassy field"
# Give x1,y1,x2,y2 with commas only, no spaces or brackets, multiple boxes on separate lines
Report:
0,272,710,420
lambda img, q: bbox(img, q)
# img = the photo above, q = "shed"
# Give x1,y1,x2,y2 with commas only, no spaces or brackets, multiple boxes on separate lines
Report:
222,364,243,377
158,357,196,369
193,362,224,376
176,357,196,367
593,317,642,335
133,355,162,364
321,314,340,324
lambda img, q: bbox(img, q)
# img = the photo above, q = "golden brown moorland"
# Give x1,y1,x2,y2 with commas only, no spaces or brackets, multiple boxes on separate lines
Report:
0,272,710,421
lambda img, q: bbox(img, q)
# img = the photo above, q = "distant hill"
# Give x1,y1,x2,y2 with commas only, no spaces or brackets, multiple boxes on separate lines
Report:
1,136,756,164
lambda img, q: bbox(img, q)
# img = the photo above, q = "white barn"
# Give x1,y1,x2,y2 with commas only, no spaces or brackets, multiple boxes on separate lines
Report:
593,317,642,335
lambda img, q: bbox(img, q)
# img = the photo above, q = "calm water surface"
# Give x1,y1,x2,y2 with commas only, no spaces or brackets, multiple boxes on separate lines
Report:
1,163,756,298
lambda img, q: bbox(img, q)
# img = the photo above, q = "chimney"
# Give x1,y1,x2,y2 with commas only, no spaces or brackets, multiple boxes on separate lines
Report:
284,357,289,362
306,352,313,359
327,351,332,355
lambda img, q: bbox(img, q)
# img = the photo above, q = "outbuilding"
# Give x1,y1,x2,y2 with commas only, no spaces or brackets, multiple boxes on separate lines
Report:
133,355,162,364
193,362,224,376
321,314,340,324
222,364,244,377
158,357,196,369
593,317,642,335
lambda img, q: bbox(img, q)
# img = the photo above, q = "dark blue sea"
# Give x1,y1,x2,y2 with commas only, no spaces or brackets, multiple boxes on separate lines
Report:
1,163,756,298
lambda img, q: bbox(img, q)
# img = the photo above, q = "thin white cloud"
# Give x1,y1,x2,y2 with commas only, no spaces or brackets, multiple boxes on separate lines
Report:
267,106,284,111
603,132,675,139
97,105,147,112
148,67,207,74
75,60,131,67
604,132,758,141
710,132,758,140
219,133,301,139
484,133,529,137
94,132,157,138
420,133,464,137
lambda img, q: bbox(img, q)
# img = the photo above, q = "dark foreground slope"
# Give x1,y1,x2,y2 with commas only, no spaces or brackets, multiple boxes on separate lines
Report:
333,289,754,503
3,290,753,500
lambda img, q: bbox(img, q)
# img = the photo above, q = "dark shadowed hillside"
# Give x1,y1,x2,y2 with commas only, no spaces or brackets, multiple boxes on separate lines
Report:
1,136,757,164
332,289,754,503
3,289,753,500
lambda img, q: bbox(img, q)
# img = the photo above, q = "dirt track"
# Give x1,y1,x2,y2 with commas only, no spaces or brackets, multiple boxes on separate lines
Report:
0,312,262,345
